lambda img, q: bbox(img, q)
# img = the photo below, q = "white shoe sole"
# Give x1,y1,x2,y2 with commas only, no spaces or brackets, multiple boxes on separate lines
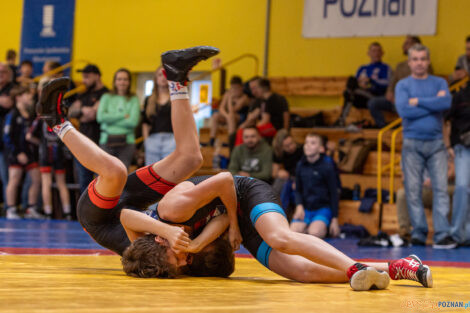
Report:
423,265,433,288
350,268,390,291
407,254,433,288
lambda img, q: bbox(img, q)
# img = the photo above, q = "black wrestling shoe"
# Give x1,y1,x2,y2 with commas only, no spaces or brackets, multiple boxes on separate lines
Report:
161,46,219,83
36,77,70,128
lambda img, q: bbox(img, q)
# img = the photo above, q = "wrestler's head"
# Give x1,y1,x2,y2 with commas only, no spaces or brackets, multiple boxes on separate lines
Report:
122,235,234,278
187,237,235,277
121,234,183,278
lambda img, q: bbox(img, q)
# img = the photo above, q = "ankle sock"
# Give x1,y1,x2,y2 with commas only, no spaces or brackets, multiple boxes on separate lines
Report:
168,81,189,101
347,262,368,279
53,121,74,140
43,205,53,215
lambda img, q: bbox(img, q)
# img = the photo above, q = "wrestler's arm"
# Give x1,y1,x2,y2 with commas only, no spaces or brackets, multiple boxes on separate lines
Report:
158,172,242,249
120,208,190,252
185,214,229,254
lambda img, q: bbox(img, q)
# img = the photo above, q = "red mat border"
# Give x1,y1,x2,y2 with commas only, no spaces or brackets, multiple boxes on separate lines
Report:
1,247,470,268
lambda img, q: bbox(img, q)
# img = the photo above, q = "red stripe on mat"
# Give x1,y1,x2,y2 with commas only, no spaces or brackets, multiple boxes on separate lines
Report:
357,258,470,268
0,247,116,255
1,249,468,268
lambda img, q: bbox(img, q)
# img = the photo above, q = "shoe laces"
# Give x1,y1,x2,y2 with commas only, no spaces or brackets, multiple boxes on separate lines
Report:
394,258,420,281
396,267,418,281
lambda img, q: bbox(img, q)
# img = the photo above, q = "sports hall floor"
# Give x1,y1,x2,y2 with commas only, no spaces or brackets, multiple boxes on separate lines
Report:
1,219,470,312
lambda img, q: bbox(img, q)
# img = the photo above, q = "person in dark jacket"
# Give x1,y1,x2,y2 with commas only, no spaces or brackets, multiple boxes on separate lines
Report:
291,133,340,238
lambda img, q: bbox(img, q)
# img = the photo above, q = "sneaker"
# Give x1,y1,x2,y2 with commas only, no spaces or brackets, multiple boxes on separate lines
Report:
36,77,71,128
389,254,433,288
24,207,45,220
6,207,21,220
161,46,219,83
433,236,458,249
411,237,426,246
348,263,390,291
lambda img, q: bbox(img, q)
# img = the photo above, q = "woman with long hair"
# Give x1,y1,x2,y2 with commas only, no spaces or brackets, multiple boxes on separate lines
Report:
142,66,175,165
96,68,140,169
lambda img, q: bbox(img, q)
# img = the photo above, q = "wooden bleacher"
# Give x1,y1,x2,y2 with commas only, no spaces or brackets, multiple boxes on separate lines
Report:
269,76,347,97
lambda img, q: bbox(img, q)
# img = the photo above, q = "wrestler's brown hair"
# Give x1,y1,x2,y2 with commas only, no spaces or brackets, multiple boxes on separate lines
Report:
187,237,235,277
121,234,177,278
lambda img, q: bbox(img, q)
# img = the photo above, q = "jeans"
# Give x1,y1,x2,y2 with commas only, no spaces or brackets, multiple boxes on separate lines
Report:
101,144,136,169
402,138,451,243
75,158,95,194
144,133,176,166
367,97,395,128
450,144,470,243
0,151,8,205
396,185,454,239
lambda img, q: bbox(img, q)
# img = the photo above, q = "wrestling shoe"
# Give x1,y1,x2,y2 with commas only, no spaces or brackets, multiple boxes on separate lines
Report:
36,77,70,128
348,263,390,291
389,254,433,288
161,46,219,83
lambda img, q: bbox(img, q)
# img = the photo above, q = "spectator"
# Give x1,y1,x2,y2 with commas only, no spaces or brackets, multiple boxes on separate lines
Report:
291,133,340,238
27,118,72,220
0,63,15,209
396,161,455,242
449,36,470,83
272,129,303,195
209,76,249,146
336,42,391,126
395,44,455,249
228,126,273,182
368,36,425,128
16,60,34,87
97,68,140,169
3,86,41,219
446,82,470,245
142,67,174,165
250,77,289,133
233,77,289,146
5,50,17,82
68,64,109,193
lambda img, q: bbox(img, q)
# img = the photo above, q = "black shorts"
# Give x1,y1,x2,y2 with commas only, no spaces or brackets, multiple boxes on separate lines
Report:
39,144,66,174
235,177,287,269
77,165,176,255
8,153,39,171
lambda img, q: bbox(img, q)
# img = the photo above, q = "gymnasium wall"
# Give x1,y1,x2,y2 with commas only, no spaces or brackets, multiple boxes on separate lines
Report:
2,0,470,108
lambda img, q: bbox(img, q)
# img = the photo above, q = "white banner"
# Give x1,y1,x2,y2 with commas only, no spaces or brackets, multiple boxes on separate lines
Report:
302,0,438,38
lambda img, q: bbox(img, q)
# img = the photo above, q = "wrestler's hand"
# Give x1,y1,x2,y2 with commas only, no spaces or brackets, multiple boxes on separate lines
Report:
229,225,242,251
167,226,190,253
184,240,201,254
329,218,341,238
